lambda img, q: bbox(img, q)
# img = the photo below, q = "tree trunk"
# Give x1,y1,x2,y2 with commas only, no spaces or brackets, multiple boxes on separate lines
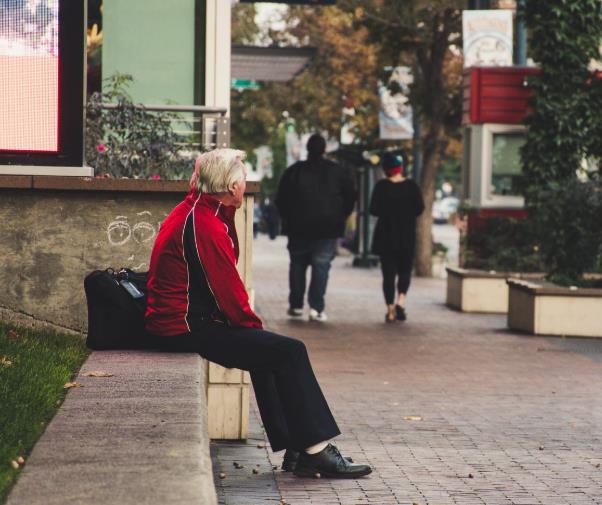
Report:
414,124,443,277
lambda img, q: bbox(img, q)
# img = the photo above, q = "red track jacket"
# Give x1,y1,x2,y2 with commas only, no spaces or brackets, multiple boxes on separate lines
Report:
145,191,263,336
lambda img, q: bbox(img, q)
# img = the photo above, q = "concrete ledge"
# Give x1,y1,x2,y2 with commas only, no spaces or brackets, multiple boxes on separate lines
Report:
507,279,602,338
6,351,217,505
446,267,544,313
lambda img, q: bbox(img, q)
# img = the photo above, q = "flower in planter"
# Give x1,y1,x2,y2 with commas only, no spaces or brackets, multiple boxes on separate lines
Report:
150,175,161,181
96,143,107,153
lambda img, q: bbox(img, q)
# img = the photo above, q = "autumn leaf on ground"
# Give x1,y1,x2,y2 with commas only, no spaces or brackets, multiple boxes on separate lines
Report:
64,382,84,389
82,371,114,377
0,356,12,367
7,330,19,340
403,415,423,421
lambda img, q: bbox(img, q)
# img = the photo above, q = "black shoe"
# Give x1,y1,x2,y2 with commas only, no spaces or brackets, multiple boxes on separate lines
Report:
395,305,406,321
293,444,371,479
282,449,299,472
282,448,354,472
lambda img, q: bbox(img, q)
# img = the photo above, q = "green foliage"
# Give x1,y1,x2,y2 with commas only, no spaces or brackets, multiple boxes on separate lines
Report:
521,0,602,196
230,4,380,151
520,0,602,284
0,324,89,502
432,241,449,256
86,74,195,179
463,217,544,273
531,179,602,285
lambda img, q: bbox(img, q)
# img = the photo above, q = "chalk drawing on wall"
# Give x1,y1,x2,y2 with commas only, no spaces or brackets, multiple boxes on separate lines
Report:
107,216,132,246
107,213,159,247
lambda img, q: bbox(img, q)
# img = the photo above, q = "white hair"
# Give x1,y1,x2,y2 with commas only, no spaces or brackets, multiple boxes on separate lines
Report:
190,148,246,194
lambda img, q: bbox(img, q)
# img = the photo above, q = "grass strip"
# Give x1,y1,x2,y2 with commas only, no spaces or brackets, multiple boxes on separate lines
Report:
0,322,89,503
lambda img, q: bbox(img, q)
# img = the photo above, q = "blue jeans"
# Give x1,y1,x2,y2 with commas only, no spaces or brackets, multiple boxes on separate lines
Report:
287,238,337,313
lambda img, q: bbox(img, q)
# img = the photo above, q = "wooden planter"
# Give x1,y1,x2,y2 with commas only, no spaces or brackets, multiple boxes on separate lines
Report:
446,266,543,313
507,278,602,338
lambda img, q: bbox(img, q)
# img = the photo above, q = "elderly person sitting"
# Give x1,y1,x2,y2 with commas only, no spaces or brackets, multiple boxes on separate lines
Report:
145,149,371,479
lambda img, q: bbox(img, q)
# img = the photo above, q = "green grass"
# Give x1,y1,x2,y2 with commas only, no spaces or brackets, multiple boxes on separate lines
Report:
0,322,89,503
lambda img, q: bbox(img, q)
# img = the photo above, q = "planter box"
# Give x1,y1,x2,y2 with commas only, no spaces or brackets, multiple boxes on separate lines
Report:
446,266,542,313
507,279,602,338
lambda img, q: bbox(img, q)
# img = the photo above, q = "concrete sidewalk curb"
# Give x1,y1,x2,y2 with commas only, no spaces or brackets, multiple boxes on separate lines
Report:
6,350,217,505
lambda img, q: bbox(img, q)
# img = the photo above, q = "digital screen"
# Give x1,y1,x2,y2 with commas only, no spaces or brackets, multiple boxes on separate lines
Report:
0,0,59,153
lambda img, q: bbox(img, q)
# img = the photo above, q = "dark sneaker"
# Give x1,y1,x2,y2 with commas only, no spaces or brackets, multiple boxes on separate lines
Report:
395,305,406,321
281,449,299,472
293,444,371,479
287,308,303,317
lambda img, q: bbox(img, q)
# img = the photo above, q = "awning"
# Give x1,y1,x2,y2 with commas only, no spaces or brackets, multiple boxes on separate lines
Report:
231,45,316,82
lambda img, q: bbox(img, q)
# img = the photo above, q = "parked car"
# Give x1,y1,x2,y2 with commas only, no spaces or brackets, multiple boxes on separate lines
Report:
432,196,459,224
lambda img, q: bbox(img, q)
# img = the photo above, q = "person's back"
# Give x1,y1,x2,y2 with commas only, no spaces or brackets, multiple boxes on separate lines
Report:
275,133,356,322
369,153,424,323
277,156,354,240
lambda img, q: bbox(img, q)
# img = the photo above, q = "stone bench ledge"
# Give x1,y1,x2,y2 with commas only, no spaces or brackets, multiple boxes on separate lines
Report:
6,350,217,505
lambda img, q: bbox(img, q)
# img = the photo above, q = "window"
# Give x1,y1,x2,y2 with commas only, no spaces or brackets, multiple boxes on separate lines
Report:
491,132,524,197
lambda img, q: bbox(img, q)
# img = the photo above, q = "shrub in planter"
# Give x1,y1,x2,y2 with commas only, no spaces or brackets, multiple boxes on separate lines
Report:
520,0,602,286
462,217,543,273
533,178,602,286
85,74,196,180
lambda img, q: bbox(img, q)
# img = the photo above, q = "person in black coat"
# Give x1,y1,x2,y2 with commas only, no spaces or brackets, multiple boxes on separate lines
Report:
275,134,356,322
370,153,424,323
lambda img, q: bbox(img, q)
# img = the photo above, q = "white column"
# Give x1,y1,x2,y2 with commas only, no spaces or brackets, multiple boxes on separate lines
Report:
205,0,231,111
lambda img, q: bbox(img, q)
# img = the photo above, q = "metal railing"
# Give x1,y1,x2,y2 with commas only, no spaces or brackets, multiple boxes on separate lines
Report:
98,103,230,151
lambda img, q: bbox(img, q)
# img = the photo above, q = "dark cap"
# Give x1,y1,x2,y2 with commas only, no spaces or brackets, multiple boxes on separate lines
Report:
382,152,403,171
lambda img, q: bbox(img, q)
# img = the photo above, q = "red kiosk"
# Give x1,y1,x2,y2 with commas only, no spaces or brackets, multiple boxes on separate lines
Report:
461,66,539,231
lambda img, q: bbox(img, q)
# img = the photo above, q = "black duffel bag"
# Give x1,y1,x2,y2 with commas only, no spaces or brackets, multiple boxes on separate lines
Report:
84,268,149,350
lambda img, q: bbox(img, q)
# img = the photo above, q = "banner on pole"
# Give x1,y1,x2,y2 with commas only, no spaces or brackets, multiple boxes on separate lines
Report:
378,66,413,140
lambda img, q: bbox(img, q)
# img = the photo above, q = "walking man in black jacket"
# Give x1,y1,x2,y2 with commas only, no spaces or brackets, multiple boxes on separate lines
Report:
276,134,356,322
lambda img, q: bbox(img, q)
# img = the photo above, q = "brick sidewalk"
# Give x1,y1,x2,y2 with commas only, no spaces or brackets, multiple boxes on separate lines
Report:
216,235,602,505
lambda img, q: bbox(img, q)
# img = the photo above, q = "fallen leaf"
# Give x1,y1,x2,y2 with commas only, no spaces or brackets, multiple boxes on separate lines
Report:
219,472,226,479
468,473,474,478
10,460,19,470
256,444,264,449
64,382,84,389
82,371,114,377
16,456,24,465
404,415,423,422
0,356,12,367
7,330,19,340
252,468,259,474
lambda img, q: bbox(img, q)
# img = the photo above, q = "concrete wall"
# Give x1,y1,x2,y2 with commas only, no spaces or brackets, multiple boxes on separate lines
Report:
0,178,258,333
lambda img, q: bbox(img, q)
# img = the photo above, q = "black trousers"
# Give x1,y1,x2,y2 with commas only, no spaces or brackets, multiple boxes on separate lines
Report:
380,249,414,305
152,324,340,452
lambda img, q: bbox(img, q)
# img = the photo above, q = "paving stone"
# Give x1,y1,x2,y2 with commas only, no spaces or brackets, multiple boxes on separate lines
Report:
214,235,602,505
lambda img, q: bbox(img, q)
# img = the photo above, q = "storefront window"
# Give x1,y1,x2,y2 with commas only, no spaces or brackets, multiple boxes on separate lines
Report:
491,132,524,196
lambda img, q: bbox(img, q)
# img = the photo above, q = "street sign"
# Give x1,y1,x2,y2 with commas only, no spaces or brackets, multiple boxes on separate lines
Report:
231,79,262,90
